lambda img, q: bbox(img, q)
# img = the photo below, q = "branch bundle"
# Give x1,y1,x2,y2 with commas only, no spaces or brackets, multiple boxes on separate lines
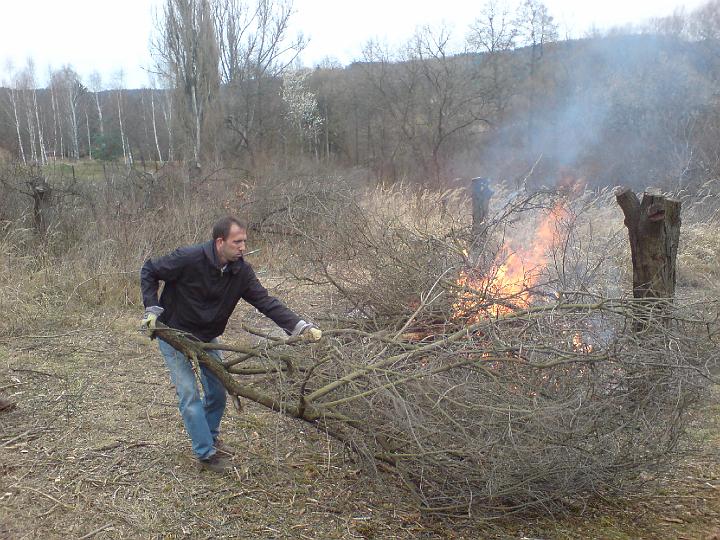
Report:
156,294,716,515
159,185,717,515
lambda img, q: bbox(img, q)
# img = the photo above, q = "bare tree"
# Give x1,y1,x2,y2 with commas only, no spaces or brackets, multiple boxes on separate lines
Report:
51,66,85,160
113,70,132,166
361,28,491,183
160,79,175,162
213,0,306,167
48,67,63,159
13,60,48,164
27,61,48,165
89,71,105,137
467,0,520,117
516,0,558,151
2,62,27,163
148,76,165,163
154,0,220,173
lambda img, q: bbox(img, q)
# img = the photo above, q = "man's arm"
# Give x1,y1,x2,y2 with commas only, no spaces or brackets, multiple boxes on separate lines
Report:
241,265,302,334
140,246,193,308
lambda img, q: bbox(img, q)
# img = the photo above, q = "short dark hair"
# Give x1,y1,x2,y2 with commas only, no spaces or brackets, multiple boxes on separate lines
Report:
212,216,247,240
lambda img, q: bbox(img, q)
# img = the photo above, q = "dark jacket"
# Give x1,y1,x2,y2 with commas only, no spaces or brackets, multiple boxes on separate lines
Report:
140,240,301,342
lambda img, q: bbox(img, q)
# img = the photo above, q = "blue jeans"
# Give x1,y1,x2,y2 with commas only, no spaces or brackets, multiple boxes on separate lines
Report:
158,339,227,460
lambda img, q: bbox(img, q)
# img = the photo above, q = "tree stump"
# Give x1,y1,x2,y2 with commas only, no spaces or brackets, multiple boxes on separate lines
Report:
615,187,681,332
615,187,681,299
29,174,52,237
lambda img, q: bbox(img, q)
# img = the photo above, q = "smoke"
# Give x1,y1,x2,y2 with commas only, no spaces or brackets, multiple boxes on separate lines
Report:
463,32,715,192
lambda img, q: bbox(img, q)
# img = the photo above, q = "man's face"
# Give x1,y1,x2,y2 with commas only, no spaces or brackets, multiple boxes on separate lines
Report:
216,224,247,264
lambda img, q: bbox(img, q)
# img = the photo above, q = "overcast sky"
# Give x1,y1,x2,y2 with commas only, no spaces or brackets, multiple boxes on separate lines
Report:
0,0,709,88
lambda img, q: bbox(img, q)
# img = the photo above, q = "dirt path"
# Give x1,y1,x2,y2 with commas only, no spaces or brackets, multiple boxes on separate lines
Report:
2,312,719,539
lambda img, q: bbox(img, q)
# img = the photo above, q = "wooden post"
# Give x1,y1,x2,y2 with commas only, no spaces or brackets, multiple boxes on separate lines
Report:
471,177,493,239
614,187,681,300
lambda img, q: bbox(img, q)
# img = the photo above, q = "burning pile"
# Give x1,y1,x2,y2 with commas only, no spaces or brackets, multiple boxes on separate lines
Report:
211,182,716,516
454,202,570,320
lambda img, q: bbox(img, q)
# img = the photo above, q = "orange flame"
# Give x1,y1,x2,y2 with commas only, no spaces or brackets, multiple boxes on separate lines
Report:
454,203,569,321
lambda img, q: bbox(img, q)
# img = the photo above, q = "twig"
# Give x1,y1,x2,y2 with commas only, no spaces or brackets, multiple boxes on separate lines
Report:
78,523,114,539
1,430,32,448
21,487,71,509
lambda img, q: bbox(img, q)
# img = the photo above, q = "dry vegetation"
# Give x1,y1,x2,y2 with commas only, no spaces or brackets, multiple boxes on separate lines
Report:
2,165,720,538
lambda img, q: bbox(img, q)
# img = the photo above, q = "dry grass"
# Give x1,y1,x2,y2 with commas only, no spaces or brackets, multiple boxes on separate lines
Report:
679,222,720,290
0,314,427,539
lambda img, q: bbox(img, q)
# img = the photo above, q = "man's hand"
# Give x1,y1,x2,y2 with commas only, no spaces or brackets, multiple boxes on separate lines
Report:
292,320,323,342
140,306,164,334
305,327,322,342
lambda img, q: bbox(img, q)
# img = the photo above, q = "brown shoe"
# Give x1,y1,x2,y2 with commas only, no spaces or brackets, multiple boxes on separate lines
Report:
197,453,232,473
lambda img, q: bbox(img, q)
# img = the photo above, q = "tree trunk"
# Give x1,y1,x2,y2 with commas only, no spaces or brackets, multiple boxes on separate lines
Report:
95,92,104,137
615,187,681,300
85,110,92,159
31,174,52,236
9,87,26,164
117,91,129,167
32,87,47,164
150,90,163,163
50,83,60,160
162,90,174,162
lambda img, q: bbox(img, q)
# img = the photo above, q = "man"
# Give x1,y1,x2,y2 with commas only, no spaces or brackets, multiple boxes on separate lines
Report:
140,216,321,472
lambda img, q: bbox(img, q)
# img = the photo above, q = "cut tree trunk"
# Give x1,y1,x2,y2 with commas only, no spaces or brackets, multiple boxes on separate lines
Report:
615,187,681,300
615,187,681,333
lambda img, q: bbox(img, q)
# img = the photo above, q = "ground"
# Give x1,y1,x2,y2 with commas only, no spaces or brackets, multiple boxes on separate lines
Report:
2,309,720,539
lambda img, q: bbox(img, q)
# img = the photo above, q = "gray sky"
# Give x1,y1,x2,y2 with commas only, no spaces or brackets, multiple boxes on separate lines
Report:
0,0,709,88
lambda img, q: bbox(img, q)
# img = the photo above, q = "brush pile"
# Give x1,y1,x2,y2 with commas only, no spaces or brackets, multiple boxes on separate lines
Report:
155,183,719,515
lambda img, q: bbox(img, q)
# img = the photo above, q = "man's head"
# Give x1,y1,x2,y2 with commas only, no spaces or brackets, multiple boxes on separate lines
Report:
213,216,248,266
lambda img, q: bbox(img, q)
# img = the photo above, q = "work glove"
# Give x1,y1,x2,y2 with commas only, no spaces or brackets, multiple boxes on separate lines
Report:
140,306,164,334
291,320,323,342
305,327,323,341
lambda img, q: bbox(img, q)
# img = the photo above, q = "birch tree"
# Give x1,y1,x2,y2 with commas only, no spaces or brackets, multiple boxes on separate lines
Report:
89,71,105,137
113,70,132,166
148,76,165,162
29,64,48,164
48,68,63,159
2,63,27,163
51,66,85,160
161,83,175,162
18,61,48,164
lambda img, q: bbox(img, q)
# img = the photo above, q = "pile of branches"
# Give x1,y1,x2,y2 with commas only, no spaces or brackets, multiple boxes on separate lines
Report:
160,185,717,515
158,295,716,515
